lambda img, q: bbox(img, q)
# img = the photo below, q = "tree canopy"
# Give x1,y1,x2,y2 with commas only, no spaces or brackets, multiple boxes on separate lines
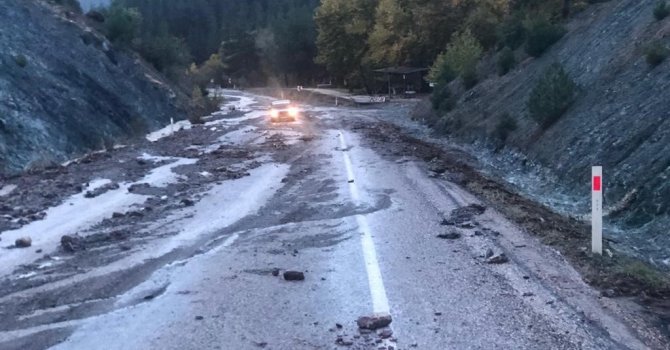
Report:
101,0,574,90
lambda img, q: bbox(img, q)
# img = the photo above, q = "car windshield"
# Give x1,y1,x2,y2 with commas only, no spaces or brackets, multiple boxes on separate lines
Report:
272,100,291,107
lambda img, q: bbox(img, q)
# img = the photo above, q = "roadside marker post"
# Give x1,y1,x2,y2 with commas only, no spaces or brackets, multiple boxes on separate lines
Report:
592,166,603,255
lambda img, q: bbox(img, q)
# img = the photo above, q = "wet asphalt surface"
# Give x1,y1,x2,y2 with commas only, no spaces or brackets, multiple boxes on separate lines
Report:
0,91,660,349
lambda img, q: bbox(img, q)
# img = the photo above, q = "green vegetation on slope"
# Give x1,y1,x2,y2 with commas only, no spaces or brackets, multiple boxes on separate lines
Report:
528,63,577,129
103,0,320,88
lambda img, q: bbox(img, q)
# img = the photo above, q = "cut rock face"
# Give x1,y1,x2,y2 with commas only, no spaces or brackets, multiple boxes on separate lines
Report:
356,313,392,330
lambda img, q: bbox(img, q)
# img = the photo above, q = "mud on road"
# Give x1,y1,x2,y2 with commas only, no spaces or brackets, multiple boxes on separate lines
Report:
350,116,670,344
0,91,669,349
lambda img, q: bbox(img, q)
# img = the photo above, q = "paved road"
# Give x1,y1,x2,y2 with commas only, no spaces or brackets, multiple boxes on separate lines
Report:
0,91,652,349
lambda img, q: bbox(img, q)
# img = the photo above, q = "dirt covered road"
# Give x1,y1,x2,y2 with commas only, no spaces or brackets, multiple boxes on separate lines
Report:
0,91,665,349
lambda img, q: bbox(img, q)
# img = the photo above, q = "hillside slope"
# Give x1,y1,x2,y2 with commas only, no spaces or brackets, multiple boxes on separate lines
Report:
432,0,670,263
0,0,187,174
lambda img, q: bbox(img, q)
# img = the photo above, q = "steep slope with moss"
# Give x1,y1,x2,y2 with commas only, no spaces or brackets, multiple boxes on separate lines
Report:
428,0,670,263
0,0,188,174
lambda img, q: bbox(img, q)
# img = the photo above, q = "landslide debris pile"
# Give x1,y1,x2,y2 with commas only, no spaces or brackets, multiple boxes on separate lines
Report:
0,0,187,174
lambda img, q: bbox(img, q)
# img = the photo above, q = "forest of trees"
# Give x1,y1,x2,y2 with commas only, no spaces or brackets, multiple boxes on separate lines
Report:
98,0,578,93
103,0,320,88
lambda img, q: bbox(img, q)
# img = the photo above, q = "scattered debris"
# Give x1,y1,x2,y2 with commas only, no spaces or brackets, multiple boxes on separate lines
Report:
180,198,195,207
335,336,354,346
378,329,393,339
457,221,477,229
441,204,487,226
437,231,461,240
84,182,120,198
127,211,144,218
357,313,392,330
601,289,616,298
486,253,509,264
15,237,32,248
61,234,85,252
271,268,280,277
484,248,494,259
283,271,305,281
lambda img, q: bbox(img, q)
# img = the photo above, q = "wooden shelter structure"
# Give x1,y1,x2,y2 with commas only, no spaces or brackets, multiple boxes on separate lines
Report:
373,66,429,98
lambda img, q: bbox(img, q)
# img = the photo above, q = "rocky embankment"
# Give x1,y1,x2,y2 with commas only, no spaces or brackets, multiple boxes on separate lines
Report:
426,0,670,264
0,0,188,174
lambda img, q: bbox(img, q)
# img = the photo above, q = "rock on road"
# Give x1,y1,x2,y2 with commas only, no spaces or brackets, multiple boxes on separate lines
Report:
0,91,653,350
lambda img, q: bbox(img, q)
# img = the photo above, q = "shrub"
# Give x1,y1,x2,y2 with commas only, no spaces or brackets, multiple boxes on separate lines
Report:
494,114,518,142
497,14,526,49
104,5,142,46
14,54,27,68
524,17,566,57
138,35,192,73
466,6,502,50
644,40,669,66
497,47,516,75
189,86,222,124
620,261,670,291
654,1,670,20
428,53,456,86
527,63,577,128
189,86,206,124
442,30,483,89
188,54,226,90
431,84,455,112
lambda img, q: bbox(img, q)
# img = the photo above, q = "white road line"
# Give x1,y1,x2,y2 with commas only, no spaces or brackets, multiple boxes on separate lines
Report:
338,131,390,314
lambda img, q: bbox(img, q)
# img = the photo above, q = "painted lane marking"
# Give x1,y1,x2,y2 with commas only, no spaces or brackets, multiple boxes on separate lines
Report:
338,131,390,314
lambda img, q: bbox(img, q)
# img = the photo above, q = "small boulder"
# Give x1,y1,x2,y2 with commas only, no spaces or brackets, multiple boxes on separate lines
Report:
127,211,144,218
15,237,32,248
356,313,392,330
181,198,195,207
486,253,509,264
61,235,85,252
437,231,461,240
283,271,305,281
378,329,393,339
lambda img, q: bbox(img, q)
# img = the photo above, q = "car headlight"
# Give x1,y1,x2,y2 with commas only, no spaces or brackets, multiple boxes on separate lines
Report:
288,107,298,116
271,109,279,118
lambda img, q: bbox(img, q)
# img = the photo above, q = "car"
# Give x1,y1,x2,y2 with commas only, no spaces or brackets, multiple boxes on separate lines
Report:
269,100,300,122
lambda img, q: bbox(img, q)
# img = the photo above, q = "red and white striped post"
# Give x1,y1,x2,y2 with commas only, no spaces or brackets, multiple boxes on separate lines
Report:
592,166,603,255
